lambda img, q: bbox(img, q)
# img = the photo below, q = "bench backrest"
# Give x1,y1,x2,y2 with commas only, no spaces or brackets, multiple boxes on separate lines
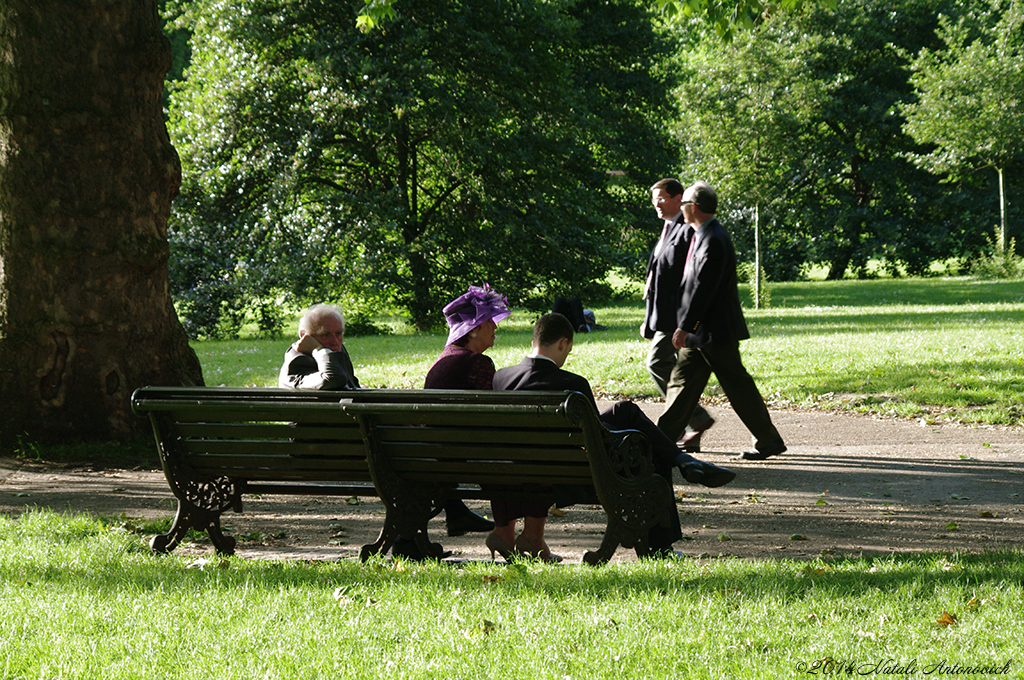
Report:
341,389,652,501
130,386,370,484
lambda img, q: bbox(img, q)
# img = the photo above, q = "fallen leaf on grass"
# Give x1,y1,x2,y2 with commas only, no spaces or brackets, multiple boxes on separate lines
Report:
936,610,957,627
481,575,502,583
187,557,230,571
965,597,980,611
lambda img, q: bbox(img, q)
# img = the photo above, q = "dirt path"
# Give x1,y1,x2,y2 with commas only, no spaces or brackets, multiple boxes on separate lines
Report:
2,403,1021,563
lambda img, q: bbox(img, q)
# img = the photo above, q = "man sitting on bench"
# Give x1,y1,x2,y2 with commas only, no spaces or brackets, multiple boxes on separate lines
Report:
493,312,736,558
278,303,494,556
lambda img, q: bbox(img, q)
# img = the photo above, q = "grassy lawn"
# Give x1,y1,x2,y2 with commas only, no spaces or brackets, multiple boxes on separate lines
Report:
196,276,1024,426
4,276,1023,677
1,511,1021,679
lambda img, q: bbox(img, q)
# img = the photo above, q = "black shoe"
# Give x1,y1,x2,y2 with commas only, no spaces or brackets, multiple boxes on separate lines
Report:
679,462,704,484
738,443,787,461
697,462,736,488
445,506,495,536
392,536,452,561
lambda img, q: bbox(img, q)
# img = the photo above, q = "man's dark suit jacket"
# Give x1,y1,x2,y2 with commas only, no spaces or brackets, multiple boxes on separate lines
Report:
493,356,596,407
643,215,691,339
677,217,749,348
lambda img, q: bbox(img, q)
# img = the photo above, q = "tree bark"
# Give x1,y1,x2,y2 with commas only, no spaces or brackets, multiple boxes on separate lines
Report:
0,0,203,445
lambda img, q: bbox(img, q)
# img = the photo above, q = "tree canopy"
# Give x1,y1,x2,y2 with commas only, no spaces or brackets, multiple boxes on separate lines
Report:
168,0,676,336
903,0,1024,250
358,0,838,39
672,0,1004,280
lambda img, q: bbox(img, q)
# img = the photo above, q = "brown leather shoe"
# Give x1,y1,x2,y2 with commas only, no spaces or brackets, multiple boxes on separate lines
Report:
679,418,715,452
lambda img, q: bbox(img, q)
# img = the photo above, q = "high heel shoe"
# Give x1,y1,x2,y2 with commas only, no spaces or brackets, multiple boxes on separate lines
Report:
485,532,516,562
513,535,563,563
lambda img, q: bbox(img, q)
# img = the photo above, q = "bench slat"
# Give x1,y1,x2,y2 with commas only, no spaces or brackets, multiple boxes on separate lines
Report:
357,410,571,429
143,405,352,423
175,422,363,441
376,442,586,464
373,425,579,446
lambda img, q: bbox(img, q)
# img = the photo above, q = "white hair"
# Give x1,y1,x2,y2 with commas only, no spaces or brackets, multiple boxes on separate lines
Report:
298,304,345,335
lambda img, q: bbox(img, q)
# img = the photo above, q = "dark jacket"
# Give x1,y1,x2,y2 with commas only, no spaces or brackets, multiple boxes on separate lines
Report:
677,217,749,348
642,215,692,339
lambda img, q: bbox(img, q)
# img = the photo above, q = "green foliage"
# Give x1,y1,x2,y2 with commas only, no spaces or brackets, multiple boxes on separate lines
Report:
673,0,999,282
357,0,842,41
167,0,676,337
971,232,1024,279
903,0,1024,177
903,0,1024,251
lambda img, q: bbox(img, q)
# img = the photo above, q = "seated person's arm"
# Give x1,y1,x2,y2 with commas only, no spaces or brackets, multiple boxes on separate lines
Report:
279,337,359,390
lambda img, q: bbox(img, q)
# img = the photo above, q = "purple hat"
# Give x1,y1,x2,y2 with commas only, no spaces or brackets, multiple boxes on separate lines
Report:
443,284,511,345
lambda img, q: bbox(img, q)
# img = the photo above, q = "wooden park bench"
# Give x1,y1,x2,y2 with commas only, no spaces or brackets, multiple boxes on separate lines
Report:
131,386,676,565
130,386,373,555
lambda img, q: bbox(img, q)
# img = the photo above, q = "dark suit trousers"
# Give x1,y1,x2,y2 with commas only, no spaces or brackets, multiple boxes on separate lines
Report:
646,331,713,429
657,343,783,452
600,401,683,550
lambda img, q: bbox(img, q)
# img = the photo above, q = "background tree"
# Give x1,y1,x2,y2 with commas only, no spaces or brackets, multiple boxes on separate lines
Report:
672,0,977,280
358,0,838,39
0,0,202,446
168,0,676,335
673,16,824,286
903,0,1024,252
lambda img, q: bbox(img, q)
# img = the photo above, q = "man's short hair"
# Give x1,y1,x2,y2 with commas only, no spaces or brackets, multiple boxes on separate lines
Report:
651,177,685,197
688,181,718,215
299,303,345,335
534,313,574,347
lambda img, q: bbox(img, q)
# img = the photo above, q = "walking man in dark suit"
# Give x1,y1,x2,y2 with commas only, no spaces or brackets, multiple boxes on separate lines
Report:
655,181,786,460
494,313,736,557
643,177,715,452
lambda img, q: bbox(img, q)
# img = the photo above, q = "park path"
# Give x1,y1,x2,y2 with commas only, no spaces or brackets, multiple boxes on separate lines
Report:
1,403,1021,563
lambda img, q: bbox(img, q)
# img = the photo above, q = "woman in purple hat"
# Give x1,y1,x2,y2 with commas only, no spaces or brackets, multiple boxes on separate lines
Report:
424,285,560,563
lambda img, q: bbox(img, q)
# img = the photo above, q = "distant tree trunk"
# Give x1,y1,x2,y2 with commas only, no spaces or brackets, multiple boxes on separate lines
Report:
825,256,849,281
0,0,203,445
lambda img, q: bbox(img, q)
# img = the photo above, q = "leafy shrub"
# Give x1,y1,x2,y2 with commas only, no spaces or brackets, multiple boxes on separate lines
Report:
971,232,1023,279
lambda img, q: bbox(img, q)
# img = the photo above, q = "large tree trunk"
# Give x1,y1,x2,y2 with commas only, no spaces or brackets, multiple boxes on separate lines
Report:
0,0,203,445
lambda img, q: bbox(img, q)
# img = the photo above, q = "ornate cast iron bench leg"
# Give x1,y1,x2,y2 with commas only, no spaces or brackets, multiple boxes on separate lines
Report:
150,474,243,556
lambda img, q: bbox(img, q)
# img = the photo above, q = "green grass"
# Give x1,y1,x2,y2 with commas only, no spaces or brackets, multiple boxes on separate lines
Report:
1,510,1021,679
198,276,1024,426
